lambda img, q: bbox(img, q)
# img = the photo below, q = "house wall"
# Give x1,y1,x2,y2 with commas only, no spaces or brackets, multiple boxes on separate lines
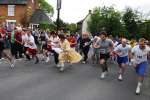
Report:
82,14,91,33
0,5,27,24
0,0,39,25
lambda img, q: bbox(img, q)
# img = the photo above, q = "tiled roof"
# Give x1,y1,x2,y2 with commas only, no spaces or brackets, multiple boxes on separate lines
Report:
0,0,27,5
30,9,52,24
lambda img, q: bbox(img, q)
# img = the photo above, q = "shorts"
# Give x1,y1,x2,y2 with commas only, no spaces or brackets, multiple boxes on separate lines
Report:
93,48,99,55
27,48,37,56
100,53,110,61
117,56,128,64
136,62,148,76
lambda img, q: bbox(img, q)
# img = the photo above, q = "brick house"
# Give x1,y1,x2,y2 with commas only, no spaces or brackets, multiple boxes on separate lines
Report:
0,0,39,28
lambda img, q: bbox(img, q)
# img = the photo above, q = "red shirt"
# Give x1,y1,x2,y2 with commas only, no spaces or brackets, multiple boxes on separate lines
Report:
67,36,77,48
8,31,22,43
0,28,6,39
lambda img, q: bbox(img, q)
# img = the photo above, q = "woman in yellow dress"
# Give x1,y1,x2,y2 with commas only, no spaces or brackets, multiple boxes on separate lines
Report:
58,34,82,71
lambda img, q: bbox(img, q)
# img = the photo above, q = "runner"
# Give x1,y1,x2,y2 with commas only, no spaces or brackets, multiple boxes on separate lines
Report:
41,32,52,62
0,31,14,67
94,31,113,79
25,28,39,64
49,31,60,67
130,38,150,95
67,34,77,50
79,32,91,64
22,29,30,60
114,38,131,81
9,28,23,59
58,34,82,72
91,35,100,64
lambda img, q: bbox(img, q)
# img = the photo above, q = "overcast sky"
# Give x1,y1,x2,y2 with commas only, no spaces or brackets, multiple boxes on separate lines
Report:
46,0,150,23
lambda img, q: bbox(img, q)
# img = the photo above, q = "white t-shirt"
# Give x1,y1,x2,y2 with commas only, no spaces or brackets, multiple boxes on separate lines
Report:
114,44,131,57
49,36,60,48
132,45,150,64
26,35,37,49
114,41,119,47
22,34,28,47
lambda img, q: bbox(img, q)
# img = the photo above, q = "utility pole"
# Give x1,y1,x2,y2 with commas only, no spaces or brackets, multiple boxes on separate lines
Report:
57,0,61,32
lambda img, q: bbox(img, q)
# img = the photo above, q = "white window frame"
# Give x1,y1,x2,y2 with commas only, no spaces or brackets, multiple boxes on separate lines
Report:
8,5,15,16
32,0,34,4
6,20,16,30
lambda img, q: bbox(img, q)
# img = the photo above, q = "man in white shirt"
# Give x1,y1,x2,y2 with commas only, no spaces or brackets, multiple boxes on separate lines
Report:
114,38,131,81
25,29,39,64
22,30,30,60
130,38,150,95
92,35,100,64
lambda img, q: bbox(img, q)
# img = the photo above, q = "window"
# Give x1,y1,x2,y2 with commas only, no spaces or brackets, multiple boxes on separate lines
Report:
8,5,15,16
6,20,16,31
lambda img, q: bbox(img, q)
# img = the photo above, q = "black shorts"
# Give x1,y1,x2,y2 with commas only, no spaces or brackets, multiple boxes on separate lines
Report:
100,53,110,61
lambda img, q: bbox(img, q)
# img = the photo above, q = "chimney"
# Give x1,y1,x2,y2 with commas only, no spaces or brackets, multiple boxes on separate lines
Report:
33,0,39,9
89,10,92,14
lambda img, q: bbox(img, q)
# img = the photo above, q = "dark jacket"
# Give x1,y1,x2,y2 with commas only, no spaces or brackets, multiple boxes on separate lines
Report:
79,37,91,49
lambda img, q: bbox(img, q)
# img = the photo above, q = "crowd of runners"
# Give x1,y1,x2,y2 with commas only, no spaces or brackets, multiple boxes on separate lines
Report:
0,23,150,95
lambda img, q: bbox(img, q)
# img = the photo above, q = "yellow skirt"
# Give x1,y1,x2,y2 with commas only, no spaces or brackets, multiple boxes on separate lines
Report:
59,49,82,63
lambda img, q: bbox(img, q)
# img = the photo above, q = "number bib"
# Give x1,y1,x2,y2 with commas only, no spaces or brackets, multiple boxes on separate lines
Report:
100,49,106,54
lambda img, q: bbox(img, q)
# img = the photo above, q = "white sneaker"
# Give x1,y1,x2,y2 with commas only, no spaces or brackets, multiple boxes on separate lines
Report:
10,59,15,68
136,83,142,95
10,64,15,68
45,57,50,63
0,58,5,61
128,62,132,66
82,61,86,64
101,72,106,79
59,64,65,72
136,86,141,95
118,74,123,81
56,64,61,68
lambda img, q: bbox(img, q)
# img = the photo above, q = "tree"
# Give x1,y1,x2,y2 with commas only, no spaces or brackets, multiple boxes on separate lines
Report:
39,21,56,31
38,0,54,14
122,7,141,38
66,23,77,33
138,20,150,39
88,6,122,36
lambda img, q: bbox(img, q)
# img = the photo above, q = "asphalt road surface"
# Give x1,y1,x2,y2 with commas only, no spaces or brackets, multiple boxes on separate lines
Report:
0,58,150,100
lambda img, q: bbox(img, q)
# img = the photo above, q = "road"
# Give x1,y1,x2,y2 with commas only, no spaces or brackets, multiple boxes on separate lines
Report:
0,58,150,100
